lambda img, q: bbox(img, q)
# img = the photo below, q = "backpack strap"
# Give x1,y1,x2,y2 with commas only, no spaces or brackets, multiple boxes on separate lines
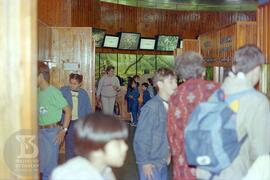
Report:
225,88,255,104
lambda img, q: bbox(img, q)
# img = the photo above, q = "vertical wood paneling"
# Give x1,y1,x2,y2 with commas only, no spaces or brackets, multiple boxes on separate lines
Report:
38,0,71,26
219,24,236,62
200,21,256,66
257,3,270,63
38,21,51,60
236,21,257,47
100,3,121,34
71,0,100,27
48,27,95,107
199,31,219,61
182,39,200,53
0,0,38,179
137,8,158,37
38,0,256,39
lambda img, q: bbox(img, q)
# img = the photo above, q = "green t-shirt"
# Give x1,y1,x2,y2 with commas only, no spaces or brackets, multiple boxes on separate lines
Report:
38,85,68,125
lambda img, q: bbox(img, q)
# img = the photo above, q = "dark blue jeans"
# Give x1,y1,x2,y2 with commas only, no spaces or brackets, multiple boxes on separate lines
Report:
39,127,59,180
65,120,76,161
138,164,168,180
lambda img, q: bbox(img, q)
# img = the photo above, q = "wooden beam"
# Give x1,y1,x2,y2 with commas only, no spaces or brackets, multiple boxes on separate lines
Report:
0,0,38,179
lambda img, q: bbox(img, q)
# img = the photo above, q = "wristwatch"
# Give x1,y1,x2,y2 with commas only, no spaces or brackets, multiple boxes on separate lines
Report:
61,126,68,132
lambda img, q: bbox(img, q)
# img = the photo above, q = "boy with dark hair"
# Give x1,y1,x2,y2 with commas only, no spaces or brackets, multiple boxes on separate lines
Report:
60,73,92,160
134,68,177,180
37,61,71,180
51,113,128,180
196,45,270,180
141,82,151,107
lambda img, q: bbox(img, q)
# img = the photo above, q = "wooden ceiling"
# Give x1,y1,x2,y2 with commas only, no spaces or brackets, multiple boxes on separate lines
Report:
101,0,260,11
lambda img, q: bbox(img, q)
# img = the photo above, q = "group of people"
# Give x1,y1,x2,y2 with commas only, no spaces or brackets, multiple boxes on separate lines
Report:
134,45,270,180
37,44,270,180
125,74,156,126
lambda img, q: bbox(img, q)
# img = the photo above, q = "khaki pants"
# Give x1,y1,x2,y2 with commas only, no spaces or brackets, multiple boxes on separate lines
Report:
101,96,116,115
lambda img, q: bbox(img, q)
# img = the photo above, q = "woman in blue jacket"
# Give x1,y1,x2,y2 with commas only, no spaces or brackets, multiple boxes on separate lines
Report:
60,73,92,160
125,78,140,126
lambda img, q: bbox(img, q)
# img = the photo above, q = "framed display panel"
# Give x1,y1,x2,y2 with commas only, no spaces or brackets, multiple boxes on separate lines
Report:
156,35,179,51
118,32,141,50
103,35,120,48
92,28,106,47
139,38,156,50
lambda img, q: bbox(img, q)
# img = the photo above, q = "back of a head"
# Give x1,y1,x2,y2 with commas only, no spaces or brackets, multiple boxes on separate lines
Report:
233,44,265,74
175,51,204,80
73,112,128,158
152,67,175,87
106,65,115,72
144,69,150,74
38,61,50,82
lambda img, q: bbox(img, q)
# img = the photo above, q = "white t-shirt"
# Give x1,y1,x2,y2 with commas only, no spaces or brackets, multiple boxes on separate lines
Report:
51,156,115,180
71,91,79,120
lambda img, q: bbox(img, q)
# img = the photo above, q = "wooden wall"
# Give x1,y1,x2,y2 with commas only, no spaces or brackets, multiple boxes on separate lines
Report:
38,26,96,108
38,0,256,40
97,4,256,39
38,0,72,26
173,39,200,56
200,21,257,67
257,2,270,63
0,0,38,179
182,39,200,53
38,21,51,60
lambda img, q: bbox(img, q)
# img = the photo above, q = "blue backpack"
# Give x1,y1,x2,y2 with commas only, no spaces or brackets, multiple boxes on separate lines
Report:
184,88,254,178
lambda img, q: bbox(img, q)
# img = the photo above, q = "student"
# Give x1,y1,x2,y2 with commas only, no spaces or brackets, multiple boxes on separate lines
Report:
96,65,120,115
147,78,155,98
37,61,71,180
167,52,220,180
196,45,270,180
126,78,140,126
141,82,151,107
133,74,140,87
51,113,128,180
60,73,92,160
133,68,177,180
125,76,133,116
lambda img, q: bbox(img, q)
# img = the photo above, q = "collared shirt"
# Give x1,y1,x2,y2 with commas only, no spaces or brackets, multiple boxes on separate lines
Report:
38,86,68,125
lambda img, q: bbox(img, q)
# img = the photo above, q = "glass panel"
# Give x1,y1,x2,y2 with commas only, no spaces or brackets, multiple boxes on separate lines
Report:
156,55,174,70
118,54,136,83
99,53,118,73
137,55,156,77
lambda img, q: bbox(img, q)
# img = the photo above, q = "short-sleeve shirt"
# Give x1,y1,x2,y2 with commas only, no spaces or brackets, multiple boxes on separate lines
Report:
38,86,68,125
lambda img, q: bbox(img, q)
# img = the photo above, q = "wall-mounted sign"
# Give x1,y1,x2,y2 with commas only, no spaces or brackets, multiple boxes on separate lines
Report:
63,63,80,71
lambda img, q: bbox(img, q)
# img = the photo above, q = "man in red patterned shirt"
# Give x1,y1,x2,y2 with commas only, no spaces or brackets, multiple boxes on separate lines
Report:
167,52,220,180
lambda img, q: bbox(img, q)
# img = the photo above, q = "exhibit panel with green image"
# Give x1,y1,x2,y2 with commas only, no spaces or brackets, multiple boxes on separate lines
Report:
95,53,174,83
